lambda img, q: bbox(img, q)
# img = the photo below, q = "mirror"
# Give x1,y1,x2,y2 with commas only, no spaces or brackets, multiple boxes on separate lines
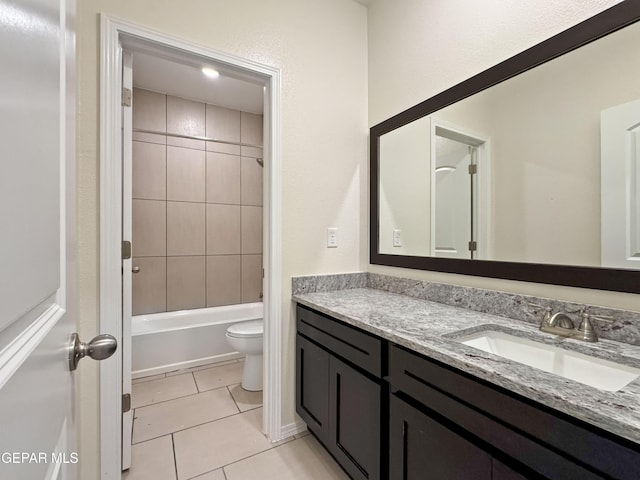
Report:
371,2,640,293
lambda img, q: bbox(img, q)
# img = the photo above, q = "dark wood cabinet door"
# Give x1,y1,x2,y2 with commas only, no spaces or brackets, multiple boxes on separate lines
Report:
492,459,528,480
328,355,381,480
296,334,329,443
390,395,492,480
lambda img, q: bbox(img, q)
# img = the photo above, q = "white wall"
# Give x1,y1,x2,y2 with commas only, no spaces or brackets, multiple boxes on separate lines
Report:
379,116,431,255
367,0,640,311
77,1,367,477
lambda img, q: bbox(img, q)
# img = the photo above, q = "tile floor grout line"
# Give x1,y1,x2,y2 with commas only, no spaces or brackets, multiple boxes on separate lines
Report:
193,371,200,393
133,382,236,410
227,385,241,413
213,434,298,473
171,433,179,480
132,407,262,446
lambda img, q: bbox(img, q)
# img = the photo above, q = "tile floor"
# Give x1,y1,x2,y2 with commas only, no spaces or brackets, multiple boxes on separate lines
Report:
123,359,348,480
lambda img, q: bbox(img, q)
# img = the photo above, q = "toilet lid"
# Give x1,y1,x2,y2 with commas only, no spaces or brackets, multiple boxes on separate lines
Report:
227,319,263,338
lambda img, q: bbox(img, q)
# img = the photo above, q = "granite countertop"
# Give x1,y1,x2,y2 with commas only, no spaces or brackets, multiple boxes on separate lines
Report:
293,287,640,444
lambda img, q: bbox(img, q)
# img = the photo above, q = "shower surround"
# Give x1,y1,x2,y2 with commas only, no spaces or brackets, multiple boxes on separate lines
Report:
131,88,264,315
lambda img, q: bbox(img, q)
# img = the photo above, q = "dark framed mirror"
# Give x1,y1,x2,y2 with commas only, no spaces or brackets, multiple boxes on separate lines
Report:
370,0,640,293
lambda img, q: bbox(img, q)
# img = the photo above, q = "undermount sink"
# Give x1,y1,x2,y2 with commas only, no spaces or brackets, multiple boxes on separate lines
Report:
458,330,640,392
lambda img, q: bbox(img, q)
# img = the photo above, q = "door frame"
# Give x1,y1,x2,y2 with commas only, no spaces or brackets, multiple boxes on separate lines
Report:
99,15,283,478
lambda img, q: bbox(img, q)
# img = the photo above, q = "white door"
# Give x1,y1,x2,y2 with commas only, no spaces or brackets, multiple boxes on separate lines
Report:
601,99,640,269
433,136,474,259
0,1,106,479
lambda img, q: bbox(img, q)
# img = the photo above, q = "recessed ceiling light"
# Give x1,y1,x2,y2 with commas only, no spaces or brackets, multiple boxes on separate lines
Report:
202,67,219,79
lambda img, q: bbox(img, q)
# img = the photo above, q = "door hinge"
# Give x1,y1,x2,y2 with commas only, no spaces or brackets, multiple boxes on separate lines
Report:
122,393,131,413
122,240,132,260
468,241,477,252
122,87,132,107
468,164,477,175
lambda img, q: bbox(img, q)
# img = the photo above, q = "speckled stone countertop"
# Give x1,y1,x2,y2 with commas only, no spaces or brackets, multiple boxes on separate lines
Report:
293,288,640,444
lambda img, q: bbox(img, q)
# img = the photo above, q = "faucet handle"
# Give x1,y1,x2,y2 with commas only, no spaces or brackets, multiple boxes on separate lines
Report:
577,313,613,342
527,303,552,321
589,313,614,324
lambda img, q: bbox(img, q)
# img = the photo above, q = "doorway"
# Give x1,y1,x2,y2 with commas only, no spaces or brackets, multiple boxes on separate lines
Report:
100,16,283,479
430,120,491,260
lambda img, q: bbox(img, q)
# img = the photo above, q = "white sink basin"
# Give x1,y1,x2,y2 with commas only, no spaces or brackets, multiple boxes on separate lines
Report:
459,330,640,392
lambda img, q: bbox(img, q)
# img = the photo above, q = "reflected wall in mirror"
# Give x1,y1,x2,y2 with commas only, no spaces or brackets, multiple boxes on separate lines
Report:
371,2,640,292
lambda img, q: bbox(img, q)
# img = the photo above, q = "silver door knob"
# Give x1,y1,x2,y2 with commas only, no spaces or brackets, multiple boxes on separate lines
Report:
69,333,117,371
132,266,141,274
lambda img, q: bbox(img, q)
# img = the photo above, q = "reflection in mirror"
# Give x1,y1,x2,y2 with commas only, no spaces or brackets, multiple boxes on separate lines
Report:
377,19,640,269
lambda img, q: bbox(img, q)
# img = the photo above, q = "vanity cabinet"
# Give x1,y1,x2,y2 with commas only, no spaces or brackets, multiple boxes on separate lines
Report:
296,305,383,480
389,344,640,480
296,304,640,480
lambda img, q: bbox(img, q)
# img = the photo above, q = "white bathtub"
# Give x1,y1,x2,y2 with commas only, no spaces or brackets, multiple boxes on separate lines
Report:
131,302,263,378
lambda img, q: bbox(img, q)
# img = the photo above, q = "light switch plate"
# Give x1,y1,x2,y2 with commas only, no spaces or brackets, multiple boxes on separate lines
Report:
327,227,338,248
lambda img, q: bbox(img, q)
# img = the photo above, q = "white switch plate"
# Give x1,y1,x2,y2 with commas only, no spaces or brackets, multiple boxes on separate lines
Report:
393,229,402,247
327,227,338,248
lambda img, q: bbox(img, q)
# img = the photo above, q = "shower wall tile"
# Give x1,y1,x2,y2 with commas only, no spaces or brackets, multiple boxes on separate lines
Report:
206,104,241,143
133,88,166,132
167,202,206,256
207,141,241,156
132,131,166,145
240,146,262,159
207,204,241,255
241,156,263,206
242,255,263,303
240,112,263,146
207,255,241,307
167,135,206,151
133,141,166,200
132,257,167,315
167,146,206,202
241,206,262,254
167,95,205,137
207,152,241,205
167,256,206,311
132,199,166,257
132,90,263,315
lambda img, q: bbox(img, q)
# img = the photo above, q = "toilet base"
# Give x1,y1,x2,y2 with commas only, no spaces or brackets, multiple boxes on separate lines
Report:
241,353,263,391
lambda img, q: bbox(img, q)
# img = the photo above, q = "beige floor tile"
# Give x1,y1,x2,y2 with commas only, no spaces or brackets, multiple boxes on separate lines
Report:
173,408,273,479
189,469,226,480
228,384,262,412
121,435,176,480
132,373,166,385
133,388,239,444
132,373,198,409
224,435,348,480
193,362,244,391
165,359,238,377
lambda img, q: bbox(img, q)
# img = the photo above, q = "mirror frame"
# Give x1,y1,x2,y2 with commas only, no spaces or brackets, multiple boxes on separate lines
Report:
370,1,640,294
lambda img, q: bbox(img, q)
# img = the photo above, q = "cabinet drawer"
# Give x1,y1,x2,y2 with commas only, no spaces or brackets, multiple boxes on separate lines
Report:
389,344,639,479
297,305,382,377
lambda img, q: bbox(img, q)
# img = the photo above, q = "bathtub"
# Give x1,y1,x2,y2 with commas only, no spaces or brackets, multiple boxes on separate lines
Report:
131,302,263,378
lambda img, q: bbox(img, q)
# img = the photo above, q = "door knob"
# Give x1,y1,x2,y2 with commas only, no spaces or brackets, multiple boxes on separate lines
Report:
132,266,140,274
69,333,117,371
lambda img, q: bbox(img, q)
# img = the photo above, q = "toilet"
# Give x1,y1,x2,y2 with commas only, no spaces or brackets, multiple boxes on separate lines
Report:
225,320,264,391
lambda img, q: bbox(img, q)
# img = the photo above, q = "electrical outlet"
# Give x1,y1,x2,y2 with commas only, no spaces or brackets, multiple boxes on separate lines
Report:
393,229,402,247
327,227,338,248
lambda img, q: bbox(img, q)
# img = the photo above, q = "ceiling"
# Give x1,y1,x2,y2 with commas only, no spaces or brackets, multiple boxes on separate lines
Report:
132,51,264,114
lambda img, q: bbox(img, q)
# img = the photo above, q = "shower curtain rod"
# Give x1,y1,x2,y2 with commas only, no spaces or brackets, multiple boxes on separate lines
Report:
133,128,263,149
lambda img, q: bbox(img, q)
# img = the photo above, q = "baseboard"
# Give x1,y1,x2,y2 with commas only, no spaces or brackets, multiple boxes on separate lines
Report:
280,421,307,440
131,352,244,379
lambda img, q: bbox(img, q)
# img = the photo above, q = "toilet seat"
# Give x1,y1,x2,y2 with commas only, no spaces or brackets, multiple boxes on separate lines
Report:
226,320,263,339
